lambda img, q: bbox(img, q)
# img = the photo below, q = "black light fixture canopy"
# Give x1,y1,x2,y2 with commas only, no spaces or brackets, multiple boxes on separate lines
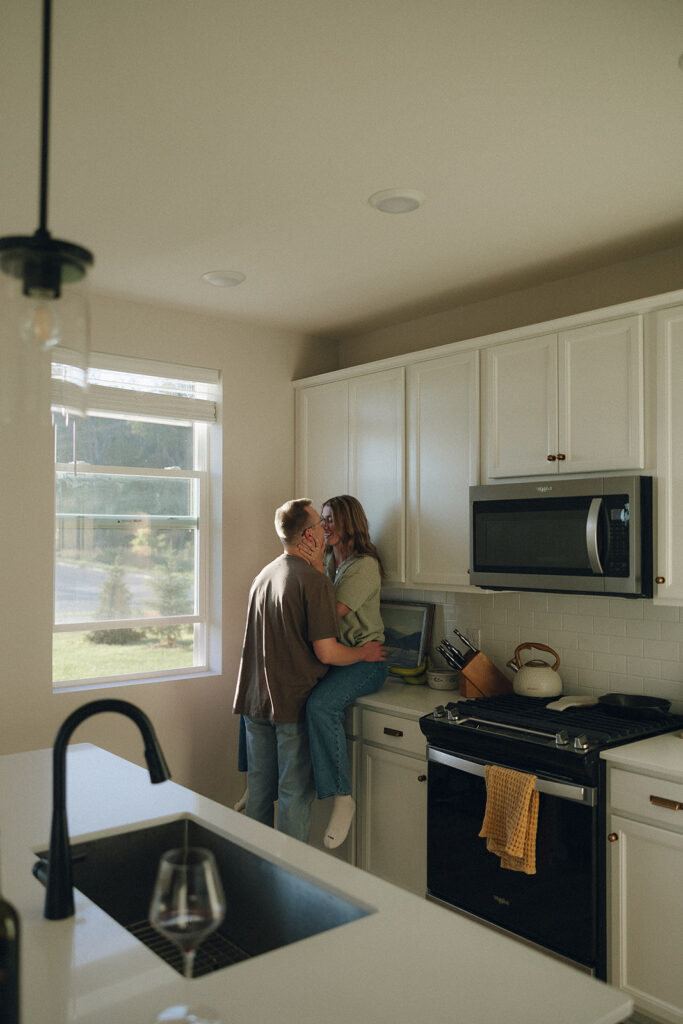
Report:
0,0,93,299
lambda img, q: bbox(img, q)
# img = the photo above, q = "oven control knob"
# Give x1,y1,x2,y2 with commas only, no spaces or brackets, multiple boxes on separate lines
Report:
555,730,570,746
573,734,590,751
446,707,461,722
433,705,446,718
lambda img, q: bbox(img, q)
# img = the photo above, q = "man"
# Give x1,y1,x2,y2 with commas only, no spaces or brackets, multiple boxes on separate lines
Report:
233,498,385,842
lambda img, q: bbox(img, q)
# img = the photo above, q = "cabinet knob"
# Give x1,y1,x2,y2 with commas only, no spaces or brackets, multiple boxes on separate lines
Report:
607,832,619,843
556,453,566,461
655,576,666,585
547,454,557,462
417,774,427,782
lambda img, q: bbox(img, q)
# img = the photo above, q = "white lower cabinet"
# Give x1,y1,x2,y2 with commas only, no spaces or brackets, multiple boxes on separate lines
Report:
357,709,427,896
608,766,683,1022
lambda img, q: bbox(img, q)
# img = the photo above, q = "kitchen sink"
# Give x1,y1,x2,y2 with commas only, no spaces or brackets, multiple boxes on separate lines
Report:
39,816,372,977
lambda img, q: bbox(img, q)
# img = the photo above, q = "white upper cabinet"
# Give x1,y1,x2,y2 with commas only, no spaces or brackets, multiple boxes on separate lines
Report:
655,305,683,604
483,316,644,478
295,367,406,584
295,379,349,503
407,350,479,588
348,369,406,583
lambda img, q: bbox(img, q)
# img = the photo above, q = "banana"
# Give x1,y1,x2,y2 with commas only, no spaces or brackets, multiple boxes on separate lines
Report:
388,656,430,678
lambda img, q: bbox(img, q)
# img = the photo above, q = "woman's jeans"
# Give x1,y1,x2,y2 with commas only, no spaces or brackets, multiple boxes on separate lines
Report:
306,662,386,799
242,716,315,843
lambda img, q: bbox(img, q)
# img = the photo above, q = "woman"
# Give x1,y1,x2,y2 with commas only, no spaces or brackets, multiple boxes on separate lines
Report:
303,494,386,849
235,495,386,851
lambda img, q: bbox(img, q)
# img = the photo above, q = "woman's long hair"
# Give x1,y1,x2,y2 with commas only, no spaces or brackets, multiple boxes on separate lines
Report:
322,494,386,578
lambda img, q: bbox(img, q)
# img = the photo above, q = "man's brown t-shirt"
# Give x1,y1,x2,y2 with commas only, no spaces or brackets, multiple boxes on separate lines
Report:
233,554,339,723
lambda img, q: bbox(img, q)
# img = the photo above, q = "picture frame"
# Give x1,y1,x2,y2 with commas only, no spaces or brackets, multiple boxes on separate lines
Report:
380,600,435,674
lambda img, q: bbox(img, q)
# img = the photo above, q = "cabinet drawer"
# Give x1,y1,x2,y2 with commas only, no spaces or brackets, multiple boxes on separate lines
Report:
361,709,426,757
610,768,683,831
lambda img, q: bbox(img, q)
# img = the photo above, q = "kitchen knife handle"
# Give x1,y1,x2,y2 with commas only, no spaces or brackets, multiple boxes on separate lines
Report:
452,626,478,654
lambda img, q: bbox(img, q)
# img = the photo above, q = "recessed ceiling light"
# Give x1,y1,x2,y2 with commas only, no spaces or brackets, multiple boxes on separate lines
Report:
201,270,246,287
368,189,425,214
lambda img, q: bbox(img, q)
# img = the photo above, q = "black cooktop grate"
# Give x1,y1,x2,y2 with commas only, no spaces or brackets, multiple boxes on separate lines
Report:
449,694,683,744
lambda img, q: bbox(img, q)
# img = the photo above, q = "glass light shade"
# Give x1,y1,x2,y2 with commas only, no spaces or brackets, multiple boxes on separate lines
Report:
0,269,91,426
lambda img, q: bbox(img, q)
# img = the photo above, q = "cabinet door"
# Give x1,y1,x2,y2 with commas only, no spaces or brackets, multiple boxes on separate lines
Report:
655,306,683,604
349,369,405,584
407,350,479,587
295,381,349,504
483,334,558,478
609,814,683,1022
358,744,427,895
558,316,644,473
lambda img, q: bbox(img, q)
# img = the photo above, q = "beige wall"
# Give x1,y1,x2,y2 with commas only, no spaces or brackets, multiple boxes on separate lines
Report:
338,243,683,366
0,292,338,807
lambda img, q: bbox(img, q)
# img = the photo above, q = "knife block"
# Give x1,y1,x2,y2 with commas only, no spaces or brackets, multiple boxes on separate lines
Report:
459,652,513,698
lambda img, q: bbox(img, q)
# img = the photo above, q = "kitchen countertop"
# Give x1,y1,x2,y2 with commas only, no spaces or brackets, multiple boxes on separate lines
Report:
601,729,683,783
0,743,633,1024
355,676,451,719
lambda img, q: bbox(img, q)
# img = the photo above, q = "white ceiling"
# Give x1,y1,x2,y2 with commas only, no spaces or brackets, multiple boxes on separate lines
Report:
2,0,682,339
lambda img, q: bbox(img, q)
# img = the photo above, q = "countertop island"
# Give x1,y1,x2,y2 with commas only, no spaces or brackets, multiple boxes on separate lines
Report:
0,743,633,1024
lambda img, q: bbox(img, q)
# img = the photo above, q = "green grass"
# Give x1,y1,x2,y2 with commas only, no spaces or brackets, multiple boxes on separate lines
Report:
53,628,195,683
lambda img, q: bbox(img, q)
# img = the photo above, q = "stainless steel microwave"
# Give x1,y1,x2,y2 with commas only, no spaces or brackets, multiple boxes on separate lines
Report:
469,475,653,598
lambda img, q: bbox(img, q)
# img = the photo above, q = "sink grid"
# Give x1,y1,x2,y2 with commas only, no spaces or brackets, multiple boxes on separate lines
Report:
127,919,251,977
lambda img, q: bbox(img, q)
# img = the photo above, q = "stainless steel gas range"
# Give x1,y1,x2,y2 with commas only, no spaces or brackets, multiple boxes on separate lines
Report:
419,695,683,978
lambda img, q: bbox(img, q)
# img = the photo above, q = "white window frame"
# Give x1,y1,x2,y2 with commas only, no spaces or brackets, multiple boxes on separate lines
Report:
52,353,220,690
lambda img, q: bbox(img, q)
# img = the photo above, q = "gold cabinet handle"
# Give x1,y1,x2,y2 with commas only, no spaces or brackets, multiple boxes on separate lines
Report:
556,453,566,461
655,576,666,585
547,454,557,461
650,795,683,811
383,727,403,738
607,832,619,842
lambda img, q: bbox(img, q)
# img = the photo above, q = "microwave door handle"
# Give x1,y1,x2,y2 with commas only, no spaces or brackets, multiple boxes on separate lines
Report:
586,497,604,575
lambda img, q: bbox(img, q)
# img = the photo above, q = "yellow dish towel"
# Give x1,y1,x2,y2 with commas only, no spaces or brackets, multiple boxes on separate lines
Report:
478,765,539,875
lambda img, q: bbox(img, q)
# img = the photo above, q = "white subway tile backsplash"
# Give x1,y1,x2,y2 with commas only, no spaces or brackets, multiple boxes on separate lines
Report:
532,611,563,630
644,603,680,622
561,613,594,633
594,616,627,637
660,621,683,642
643,638,680,662
625,619,660,640
608,636,644,658
387,587,683,709
594,651,628,674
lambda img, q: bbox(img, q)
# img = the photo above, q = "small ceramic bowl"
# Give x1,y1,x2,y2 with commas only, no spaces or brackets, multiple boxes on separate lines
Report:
427,670,459,690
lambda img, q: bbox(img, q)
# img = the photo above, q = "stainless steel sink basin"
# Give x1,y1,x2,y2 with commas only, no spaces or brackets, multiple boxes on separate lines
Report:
40,816,372,977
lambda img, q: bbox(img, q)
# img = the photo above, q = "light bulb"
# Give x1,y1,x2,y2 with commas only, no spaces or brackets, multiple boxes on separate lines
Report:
21,301,62,350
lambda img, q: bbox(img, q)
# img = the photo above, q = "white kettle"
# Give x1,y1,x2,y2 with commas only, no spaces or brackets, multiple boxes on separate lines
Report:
507,643,562,697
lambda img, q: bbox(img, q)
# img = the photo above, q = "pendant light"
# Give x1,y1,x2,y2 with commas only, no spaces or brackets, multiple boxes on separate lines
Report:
0,0,94,424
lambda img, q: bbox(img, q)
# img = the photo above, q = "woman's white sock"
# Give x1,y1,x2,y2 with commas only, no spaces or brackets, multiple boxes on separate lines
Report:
324,795,356,849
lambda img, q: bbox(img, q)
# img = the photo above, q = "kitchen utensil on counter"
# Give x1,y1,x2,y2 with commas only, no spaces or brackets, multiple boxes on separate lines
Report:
507,643,563,697
427,669,458,690
598,693,671,719
437,639,466,670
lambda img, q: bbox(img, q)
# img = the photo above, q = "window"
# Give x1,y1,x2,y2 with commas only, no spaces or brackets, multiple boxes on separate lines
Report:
53,354,220,688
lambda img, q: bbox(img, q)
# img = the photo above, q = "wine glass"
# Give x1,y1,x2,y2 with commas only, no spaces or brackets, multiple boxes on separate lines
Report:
149,847,226,981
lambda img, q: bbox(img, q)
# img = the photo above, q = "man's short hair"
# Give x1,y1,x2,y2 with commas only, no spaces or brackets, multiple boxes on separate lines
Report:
274,498,313,545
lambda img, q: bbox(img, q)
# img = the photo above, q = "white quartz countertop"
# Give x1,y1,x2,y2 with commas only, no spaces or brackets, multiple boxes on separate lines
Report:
602,729,683,783
0,743,633,1024
355,676,447,718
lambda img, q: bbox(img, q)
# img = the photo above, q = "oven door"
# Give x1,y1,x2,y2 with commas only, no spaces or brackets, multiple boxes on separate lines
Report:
427,748,601,974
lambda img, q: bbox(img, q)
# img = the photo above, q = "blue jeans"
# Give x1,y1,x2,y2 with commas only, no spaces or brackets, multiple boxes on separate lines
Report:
243,716,315,842
306,662,386,799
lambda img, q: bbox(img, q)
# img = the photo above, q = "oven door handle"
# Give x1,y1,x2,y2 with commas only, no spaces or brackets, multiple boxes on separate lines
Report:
428,748,597,806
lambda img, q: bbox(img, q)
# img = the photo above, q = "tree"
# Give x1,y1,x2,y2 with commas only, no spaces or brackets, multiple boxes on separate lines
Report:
149,550,192,647
87,559,144,645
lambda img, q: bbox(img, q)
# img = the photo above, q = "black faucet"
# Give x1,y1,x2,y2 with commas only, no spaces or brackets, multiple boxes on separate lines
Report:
35,699,171,920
